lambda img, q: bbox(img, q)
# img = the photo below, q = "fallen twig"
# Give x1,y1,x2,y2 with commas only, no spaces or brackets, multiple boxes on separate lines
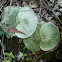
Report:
0,22,24,34
1,33,5,62
52,10,62,24
5,0,13,24
3,27,24,34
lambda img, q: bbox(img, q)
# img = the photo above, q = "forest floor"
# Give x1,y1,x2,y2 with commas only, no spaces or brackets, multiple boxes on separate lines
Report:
0,0,62,62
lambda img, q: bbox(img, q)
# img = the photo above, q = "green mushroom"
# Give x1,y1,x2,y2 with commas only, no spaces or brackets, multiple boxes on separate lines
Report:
39,22,60,51
15,6,38,38
1,6,20,28
23,21,46,52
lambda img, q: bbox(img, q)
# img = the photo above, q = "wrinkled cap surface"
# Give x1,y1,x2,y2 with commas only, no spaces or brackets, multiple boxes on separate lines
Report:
39,22,60,51
15,7,38,38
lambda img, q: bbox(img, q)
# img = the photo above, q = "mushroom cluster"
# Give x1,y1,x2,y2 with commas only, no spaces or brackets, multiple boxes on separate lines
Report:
1,6,60,52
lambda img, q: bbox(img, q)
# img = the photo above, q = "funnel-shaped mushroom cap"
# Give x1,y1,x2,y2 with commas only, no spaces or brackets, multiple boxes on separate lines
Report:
15,7,38,38
39,22,60,51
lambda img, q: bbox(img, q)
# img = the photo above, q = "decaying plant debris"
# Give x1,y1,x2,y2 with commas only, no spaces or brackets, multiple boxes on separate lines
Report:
0,0,62,62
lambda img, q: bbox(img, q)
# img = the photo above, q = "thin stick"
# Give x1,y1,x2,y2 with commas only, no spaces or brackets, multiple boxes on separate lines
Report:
5,0,13,24
0,0,13,61
52,10,62,24
1,33,4,62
